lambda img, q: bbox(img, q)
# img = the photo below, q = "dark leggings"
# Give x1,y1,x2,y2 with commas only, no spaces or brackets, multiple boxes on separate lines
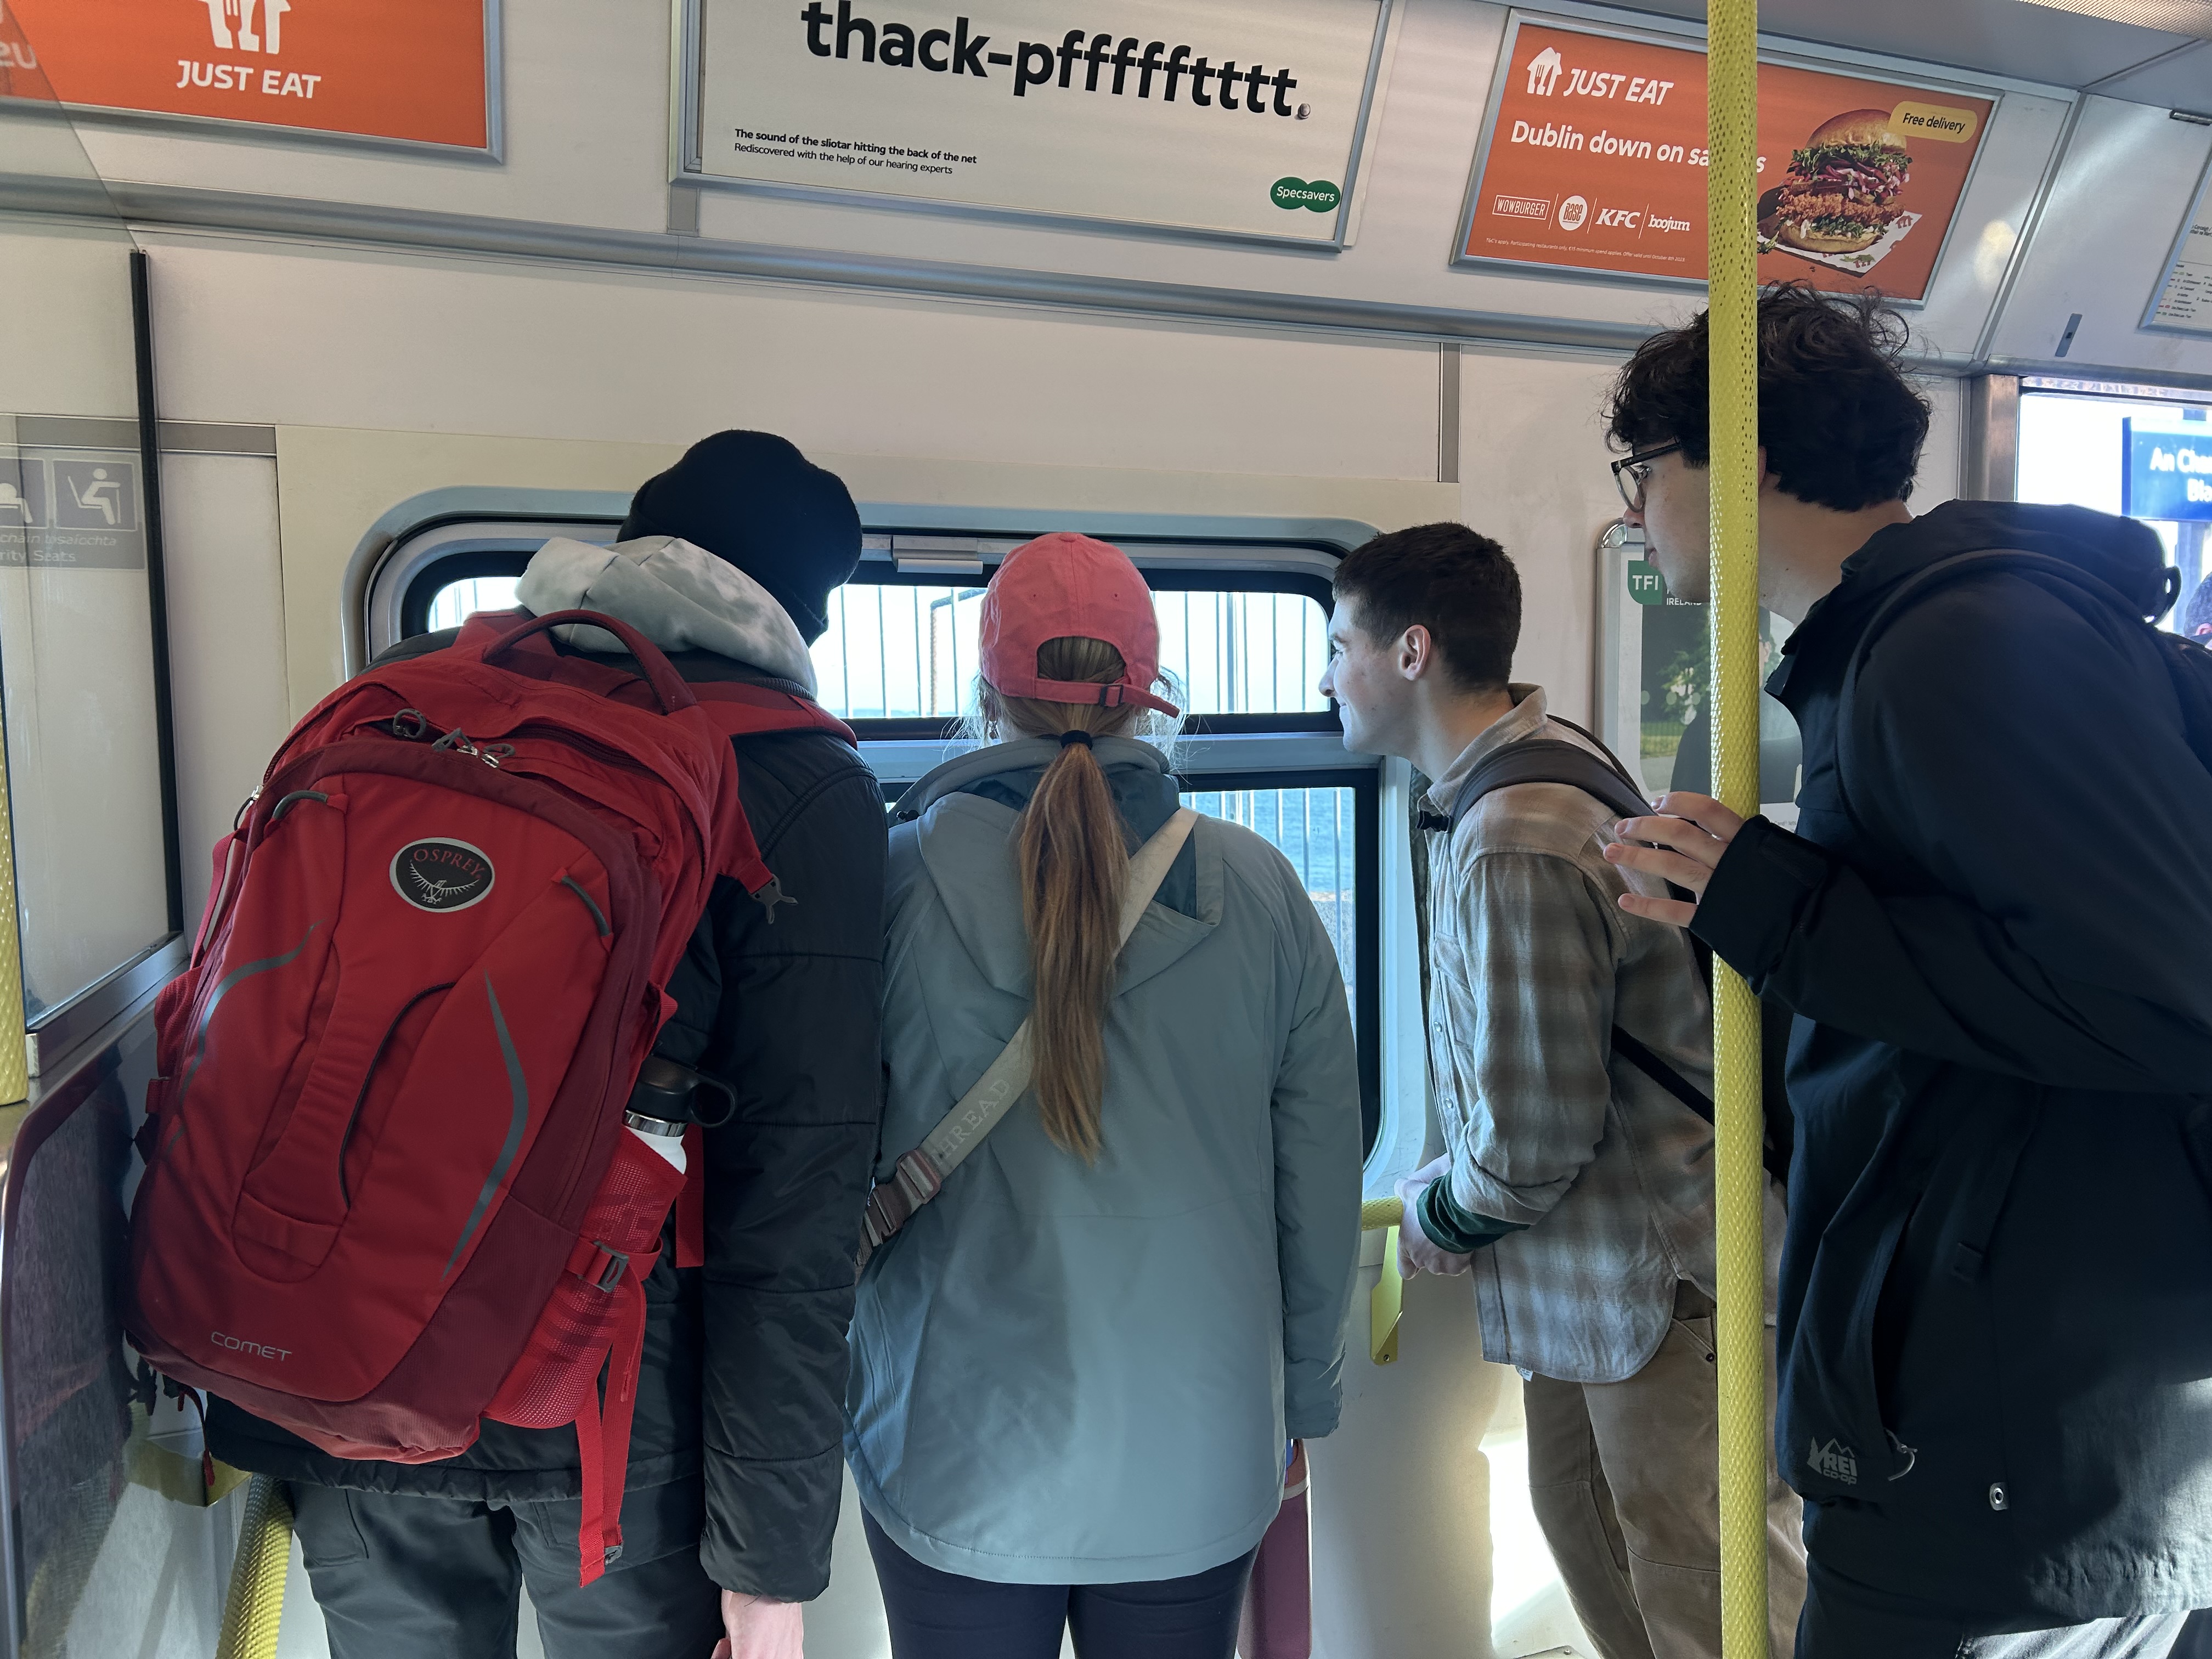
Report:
862,1509,1258,1659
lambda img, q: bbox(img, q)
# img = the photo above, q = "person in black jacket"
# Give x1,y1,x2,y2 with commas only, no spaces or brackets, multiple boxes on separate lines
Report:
207,432,887,1659
1598,287,2212,1659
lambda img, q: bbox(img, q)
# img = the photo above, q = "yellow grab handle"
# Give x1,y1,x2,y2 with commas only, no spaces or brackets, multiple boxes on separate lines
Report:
1360,1197,1407,1362
1360,1197,1403,1231
1707,0,1770,1652
215,1474,294,1659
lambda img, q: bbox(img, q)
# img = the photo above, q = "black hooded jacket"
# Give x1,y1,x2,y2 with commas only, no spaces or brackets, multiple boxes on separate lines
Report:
206,634,886,1603
1694,500,2212,1625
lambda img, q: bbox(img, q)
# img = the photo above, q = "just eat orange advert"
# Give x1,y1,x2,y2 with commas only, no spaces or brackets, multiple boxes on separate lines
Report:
1,0,490,150
1462,22,1995,301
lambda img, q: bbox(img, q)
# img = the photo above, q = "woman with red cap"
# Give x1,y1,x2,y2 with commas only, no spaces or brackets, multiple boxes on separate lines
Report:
843,532,1362,1659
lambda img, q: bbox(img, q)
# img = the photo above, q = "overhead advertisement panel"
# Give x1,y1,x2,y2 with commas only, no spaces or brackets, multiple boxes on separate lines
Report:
0,0,496,152
1458,14,1997,301
683,0,1393,246
2145,155,2212,338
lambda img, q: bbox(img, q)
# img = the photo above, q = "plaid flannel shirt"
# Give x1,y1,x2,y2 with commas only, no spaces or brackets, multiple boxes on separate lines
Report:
1423,686,1779,1384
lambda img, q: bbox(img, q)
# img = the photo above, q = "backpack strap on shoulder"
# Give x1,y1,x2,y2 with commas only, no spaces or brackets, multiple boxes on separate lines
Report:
689,680,857,746
1444,737,1654,833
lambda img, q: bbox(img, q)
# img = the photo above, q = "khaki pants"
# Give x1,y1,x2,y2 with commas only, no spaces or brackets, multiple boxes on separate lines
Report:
1524,1284,1807,1659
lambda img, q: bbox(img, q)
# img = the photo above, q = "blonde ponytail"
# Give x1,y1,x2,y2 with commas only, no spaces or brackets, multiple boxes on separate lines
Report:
981,636,1158,1161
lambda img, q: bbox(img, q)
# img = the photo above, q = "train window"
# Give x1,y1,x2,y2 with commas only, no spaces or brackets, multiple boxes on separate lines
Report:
0,437,183,1041
1181,777,1374,1086
2017,383,2212,628
409,566,1333,723
382,519,1376,1144
425,573,521,631
816,580,1329,721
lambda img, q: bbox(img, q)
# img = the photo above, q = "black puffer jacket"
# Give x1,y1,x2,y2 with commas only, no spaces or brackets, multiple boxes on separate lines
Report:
207,624,886,1601
1694,500,2212,1626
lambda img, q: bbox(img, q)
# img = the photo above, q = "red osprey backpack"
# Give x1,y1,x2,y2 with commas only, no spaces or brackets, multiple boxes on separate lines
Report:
125,608,853,1584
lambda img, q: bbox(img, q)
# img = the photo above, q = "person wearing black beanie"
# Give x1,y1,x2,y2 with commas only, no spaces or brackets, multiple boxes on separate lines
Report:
619,430,862,643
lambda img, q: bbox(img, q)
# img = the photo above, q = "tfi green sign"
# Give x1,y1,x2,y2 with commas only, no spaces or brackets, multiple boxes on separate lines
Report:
1626,561,1666,605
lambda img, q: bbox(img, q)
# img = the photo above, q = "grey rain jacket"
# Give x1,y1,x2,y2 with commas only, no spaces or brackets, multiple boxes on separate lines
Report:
1693,500,2212,1626
206,537,887,1600
846,737,1362,1584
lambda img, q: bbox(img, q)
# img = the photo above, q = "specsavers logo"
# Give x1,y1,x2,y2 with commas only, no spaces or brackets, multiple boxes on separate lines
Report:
1271,177,1339,213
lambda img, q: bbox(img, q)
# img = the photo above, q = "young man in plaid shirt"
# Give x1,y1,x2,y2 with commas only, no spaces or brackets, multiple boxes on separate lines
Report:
1321,522,1803,1659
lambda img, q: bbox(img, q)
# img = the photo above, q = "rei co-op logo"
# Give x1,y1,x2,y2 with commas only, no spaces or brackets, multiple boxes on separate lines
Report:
1809,1438,1859,1485
212,1330,292,1362
392,839,496,913
1271,177,1341,214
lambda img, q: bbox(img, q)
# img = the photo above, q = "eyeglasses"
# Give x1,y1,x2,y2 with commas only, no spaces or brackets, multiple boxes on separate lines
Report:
1611,442,1683,513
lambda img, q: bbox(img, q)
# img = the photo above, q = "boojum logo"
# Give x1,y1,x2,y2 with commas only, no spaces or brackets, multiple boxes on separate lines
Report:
1272,177,1340,213
194,0,291,54
1557,194,1588,232
798,7,1308,112
392,839,496,913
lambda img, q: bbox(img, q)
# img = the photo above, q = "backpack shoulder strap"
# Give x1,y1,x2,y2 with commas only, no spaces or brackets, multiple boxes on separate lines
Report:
1447,736,1653,833
858,806,1201,1265
689,680,857,746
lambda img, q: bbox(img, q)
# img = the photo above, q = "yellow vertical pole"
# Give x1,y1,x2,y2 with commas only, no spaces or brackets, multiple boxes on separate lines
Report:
1706,0,1767,1655
0,718,28,1106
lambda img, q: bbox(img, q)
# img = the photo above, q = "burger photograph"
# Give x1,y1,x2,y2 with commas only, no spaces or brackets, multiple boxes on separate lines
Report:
1763,108,1914,259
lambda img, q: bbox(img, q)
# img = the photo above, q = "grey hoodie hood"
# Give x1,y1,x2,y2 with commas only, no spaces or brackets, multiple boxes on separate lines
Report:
516,534,819,692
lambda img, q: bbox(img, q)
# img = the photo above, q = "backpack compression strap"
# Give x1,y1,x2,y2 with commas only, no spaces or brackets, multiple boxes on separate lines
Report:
857,807,1201,1268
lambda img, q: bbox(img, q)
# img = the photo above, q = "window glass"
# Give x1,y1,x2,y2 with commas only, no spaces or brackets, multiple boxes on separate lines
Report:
1181,784,1359,1013
815,583,1328,719
2018,390,2212,635
0,441,172,1020
421,573,1333,719
426,574,521,633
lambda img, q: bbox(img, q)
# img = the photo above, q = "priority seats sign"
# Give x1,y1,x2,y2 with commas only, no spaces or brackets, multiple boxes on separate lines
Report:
1,0,493,150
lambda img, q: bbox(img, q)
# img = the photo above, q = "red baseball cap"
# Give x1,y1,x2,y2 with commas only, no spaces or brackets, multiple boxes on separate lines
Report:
978,533,1181,716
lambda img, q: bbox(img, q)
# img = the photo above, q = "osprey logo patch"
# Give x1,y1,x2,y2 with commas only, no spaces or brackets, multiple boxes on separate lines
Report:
392,839,495,913
1809,1438,1859,1485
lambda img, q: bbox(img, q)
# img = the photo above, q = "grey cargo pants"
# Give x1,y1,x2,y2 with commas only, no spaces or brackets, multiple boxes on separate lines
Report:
287,1480,724,1659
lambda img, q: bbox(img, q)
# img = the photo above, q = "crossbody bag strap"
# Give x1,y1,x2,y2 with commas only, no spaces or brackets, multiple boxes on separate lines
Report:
859,806,1201,1264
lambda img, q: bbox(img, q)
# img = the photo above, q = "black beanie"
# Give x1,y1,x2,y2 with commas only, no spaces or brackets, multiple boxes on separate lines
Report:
618,431,861,643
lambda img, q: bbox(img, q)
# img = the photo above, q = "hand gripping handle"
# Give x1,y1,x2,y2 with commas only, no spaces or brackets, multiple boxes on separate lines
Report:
476,609,698,715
